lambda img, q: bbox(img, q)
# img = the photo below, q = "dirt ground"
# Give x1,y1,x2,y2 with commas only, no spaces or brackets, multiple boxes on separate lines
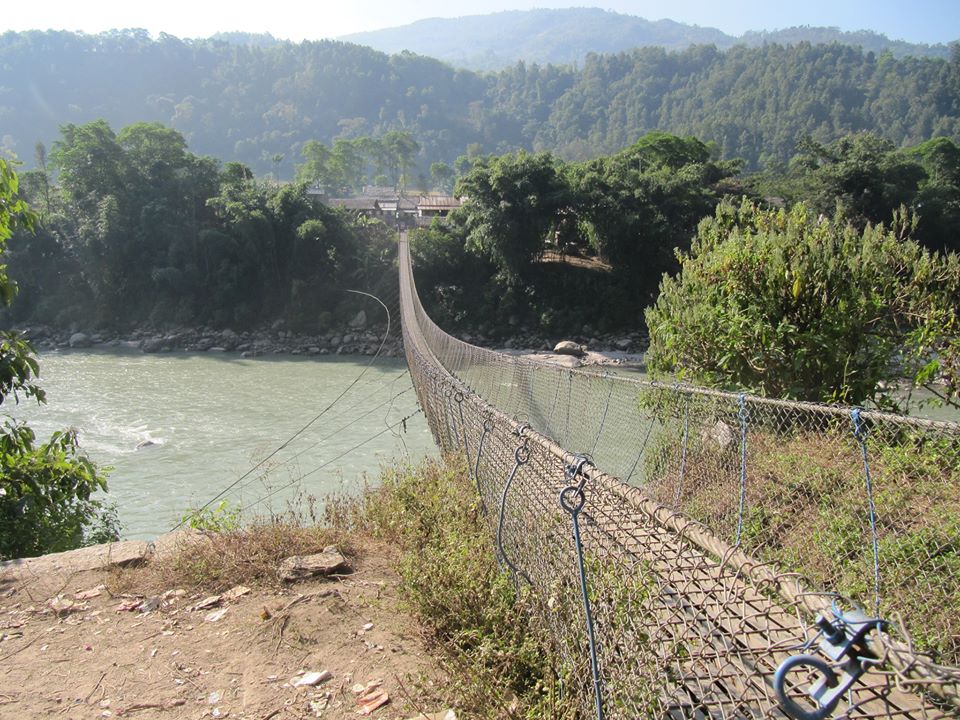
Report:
0,538,451,720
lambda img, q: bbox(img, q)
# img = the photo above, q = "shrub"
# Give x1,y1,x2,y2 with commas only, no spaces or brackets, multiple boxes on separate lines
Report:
0,422,118,559
646,199,960,409
330,456,573,718
0,158,116,559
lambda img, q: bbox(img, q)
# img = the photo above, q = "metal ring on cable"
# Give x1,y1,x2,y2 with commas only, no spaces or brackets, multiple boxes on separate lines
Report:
773,654,839,720
559,485,587,514
515,441,530,465
454,391,464,404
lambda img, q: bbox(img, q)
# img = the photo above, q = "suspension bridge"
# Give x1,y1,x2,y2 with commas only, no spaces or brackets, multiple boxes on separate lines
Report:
398,233,960,719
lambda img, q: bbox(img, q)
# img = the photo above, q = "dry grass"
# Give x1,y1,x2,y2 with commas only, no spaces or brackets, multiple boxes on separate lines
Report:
112,521,355,596
646,425,960,665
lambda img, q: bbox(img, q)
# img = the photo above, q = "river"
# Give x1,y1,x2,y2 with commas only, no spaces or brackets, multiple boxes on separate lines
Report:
6,349,436,540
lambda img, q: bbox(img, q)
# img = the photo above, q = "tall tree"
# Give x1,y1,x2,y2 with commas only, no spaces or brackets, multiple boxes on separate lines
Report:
455,151,570,284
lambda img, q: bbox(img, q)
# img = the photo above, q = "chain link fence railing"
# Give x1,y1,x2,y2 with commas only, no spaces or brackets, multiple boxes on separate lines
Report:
399,235,960,719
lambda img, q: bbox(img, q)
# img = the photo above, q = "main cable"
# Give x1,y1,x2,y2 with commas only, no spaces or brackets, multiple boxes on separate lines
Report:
172,288,392,530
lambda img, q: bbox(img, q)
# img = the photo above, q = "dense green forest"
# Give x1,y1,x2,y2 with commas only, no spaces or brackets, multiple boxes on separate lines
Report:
410,130,960,334
1,30,958,175
7,121,396,330
5,116,959,340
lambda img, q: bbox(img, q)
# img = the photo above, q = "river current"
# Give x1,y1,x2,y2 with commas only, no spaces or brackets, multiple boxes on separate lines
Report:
6,349,436,540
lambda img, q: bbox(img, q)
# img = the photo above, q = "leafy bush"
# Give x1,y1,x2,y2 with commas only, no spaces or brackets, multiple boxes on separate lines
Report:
0,422,118,559
179,499,242,533
646,199,960,409
0,158,116,559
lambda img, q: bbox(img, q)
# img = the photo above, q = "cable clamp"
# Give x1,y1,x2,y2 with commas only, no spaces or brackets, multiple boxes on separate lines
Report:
560,454,595,515
774,604,887,720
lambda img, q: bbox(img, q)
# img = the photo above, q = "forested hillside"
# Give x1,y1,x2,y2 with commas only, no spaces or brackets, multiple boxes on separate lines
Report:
1,30,958,174
341,8,952,70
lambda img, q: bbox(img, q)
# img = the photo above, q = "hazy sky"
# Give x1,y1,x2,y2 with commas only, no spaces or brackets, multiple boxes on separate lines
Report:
4,1,959,45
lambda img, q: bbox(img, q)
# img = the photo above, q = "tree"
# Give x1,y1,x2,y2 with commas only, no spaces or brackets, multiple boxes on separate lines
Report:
793,133,926,227
430,161,455,193
570,133,740,298
455,151,570,284
646,199,960,410
381,131,421,190
907,137,960,253
0,159,117,558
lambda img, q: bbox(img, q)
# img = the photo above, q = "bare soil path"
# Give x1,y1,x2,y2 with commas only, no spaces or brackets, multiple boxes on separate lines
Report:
0,538,449,720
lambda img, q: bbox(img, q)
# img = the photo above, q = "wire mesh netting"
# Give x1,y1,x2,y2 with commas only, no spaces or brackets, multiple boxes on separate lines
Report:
398,235,960,719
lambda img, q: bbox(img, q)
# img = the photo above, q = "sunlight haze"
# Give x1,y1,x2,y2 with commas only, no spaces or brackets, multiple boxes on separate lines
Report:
5,0,959,45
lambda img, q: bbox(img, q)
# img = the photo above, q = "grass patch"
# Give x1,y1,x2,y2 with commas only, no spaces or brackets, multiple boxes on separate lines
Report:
114,518,352,596
645,420,960,666
328,455,577,719
109,457,575,718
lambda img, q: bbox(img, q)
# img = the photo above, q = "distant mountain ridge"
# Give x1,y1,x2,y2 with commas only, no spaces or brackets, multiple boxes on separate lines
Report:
2,29,957,176
339,7,954,70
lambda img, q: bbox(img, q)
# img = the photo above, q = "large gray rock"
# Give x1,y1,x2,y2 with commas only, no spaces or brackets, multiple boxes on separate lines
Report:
348,310,367,329
0,539,151,577
69,332,91,348
553,340,585,357
141,336,165,353
279,546,349,582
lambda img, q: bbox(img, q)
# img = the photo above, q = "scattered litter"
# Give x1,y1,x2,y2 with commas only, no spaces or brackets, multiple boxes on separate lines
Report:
361,622,374,632
356,688,390,715
207,690,222,704
162,589,186,600
223,585,251,601
47,596,77,615
75,585,106,601
205,608,228,623
260,606,272,620
310,695,330,715
137,597,161,613
293,670,333,688
193,595,222,610
352,679,383,696
115,599,143,613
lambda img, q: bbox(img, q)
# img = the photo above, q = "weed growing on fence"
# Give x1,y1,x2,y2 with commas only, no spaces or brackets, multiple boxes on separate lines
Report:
328,456,577,719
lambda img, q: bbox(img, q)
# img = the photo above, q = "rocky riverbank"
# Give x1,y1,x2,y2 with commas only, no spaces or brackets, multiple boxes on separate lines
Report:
12,319,649,366
16,314,403,359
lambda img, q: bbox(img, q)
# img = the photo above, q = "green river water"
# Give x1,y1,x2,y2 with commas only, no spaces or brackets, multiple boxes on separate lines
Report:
7,349,436,540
